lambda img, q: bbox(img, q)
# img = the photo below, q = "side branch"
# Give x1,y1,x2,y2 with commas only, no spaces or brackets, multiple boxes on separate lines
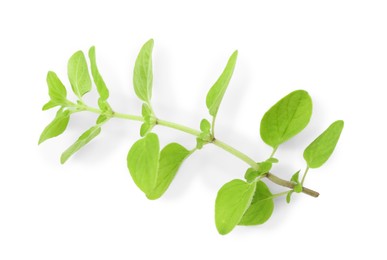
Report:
264,173,319,198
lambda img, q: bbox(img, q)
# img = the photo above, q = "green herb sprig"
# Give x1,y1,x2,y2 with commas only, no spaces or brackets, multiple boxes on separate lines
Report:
39,39,344,235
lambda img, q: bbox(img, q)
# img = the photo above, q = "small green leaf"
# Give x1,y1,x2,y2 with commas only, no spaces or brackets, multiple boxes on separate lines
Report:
196,138,205,149
200,119,211,132
68,51,92,98
46,71,67,103
127,133,159,195
258,161,272,174
266,157,279,163
294,184,303,193
96,114,108,124
260,90,313,148
286,191,293,203
244,168,260,182
60,126,101,164
39,109,70,144
215,179,255,235
291,170,300,183
133,39,154,102
42,100,58,111
98,98,112,112
206,50,238,118
304,120,344,168
88,46,109,100
239,181,274,226
140,122,152,137
147,143,190,200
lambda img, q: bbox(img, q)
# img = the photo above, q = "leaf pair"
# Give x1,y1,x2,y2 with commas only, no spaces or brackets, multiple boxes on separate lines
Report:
215,179,274,235
127,133,191,199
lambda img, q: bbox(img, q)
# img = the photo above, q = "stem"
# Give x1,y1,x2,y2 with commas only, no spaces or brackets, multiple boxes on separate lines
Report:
211,116,216,137
265,173,319,197
271,191,290,199
269,147,278,158
156,119,201,136
301,167,310,186
212,139,258,170
79,104,319,197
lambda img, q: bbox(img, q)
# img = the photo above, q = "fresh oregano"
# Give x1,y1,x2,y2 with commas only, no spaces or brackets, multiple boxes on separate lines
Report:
39,39,344,235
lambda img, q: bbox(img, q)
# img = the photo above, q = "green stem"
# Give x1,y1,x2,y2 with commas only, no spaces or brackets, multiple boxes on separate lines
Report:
269,147,278,158
212,139,258,170
79,104,319,197
271,191,290,199
301,167,310,186
156,119,201,136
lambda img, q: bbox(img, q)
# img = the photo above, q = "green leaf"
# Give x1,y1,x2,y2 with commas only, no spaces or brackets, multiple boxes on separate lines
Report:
266,158,279,164
42,100,58,111
140,122,152,137
244,168,259,182
258,161,272,174
239,181,274,226
68,51,92,98
127,133,159,195
98,98,112,112
200,119,211,132
196,138,205,149
206,50,238,118
286,191,293,203
215,179,255,235
88,46,109,100
260,90,313,148
133,39,154,102
291,170,300,183
60,126,101,164
147,143,190,200
304,120,344,168
96,114,108,124
46,71,67,103
39,109,70,144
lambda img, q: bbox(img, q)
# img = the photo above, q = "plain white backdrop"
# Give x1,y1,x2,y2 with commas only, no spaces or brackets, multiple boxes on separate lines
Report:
1,0,386,259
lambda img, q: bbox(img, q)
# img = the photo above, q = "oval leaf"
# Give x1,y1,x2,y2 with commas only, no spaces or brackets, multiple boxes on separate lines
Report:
147,143,190,200
206,50,238,118
46,71,67,103
127,133,159,195
239,181,274,226
133,39,154,102
260,90,313,148
68,51,92,98
88,46,109,100
304,120,344,168
39,109,70,144
60,126,101,164
215,179,256,235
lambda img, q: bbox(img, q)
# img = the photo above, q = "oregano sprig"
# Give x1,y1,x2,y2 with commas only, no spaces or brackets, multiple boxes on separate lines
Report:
39,39,344,235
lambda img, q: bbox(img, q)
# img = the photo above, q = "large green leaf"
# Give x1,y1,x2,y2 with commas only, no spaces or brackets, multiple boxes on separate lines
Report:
61,126,101,164
68,51,92,98
88,46,109,100
127,133,159,195
304,120,344,168
206,51,238,118
133,39,154,102
239,181,274,225
46,71,67,103
147,143,190,200
260,90,313,148
215,179,256,235
39,109,70,144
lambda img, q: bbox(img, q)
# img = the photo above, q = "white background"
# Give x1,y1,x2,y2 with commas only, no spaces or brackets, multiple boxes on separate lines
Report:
1,0,386,259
